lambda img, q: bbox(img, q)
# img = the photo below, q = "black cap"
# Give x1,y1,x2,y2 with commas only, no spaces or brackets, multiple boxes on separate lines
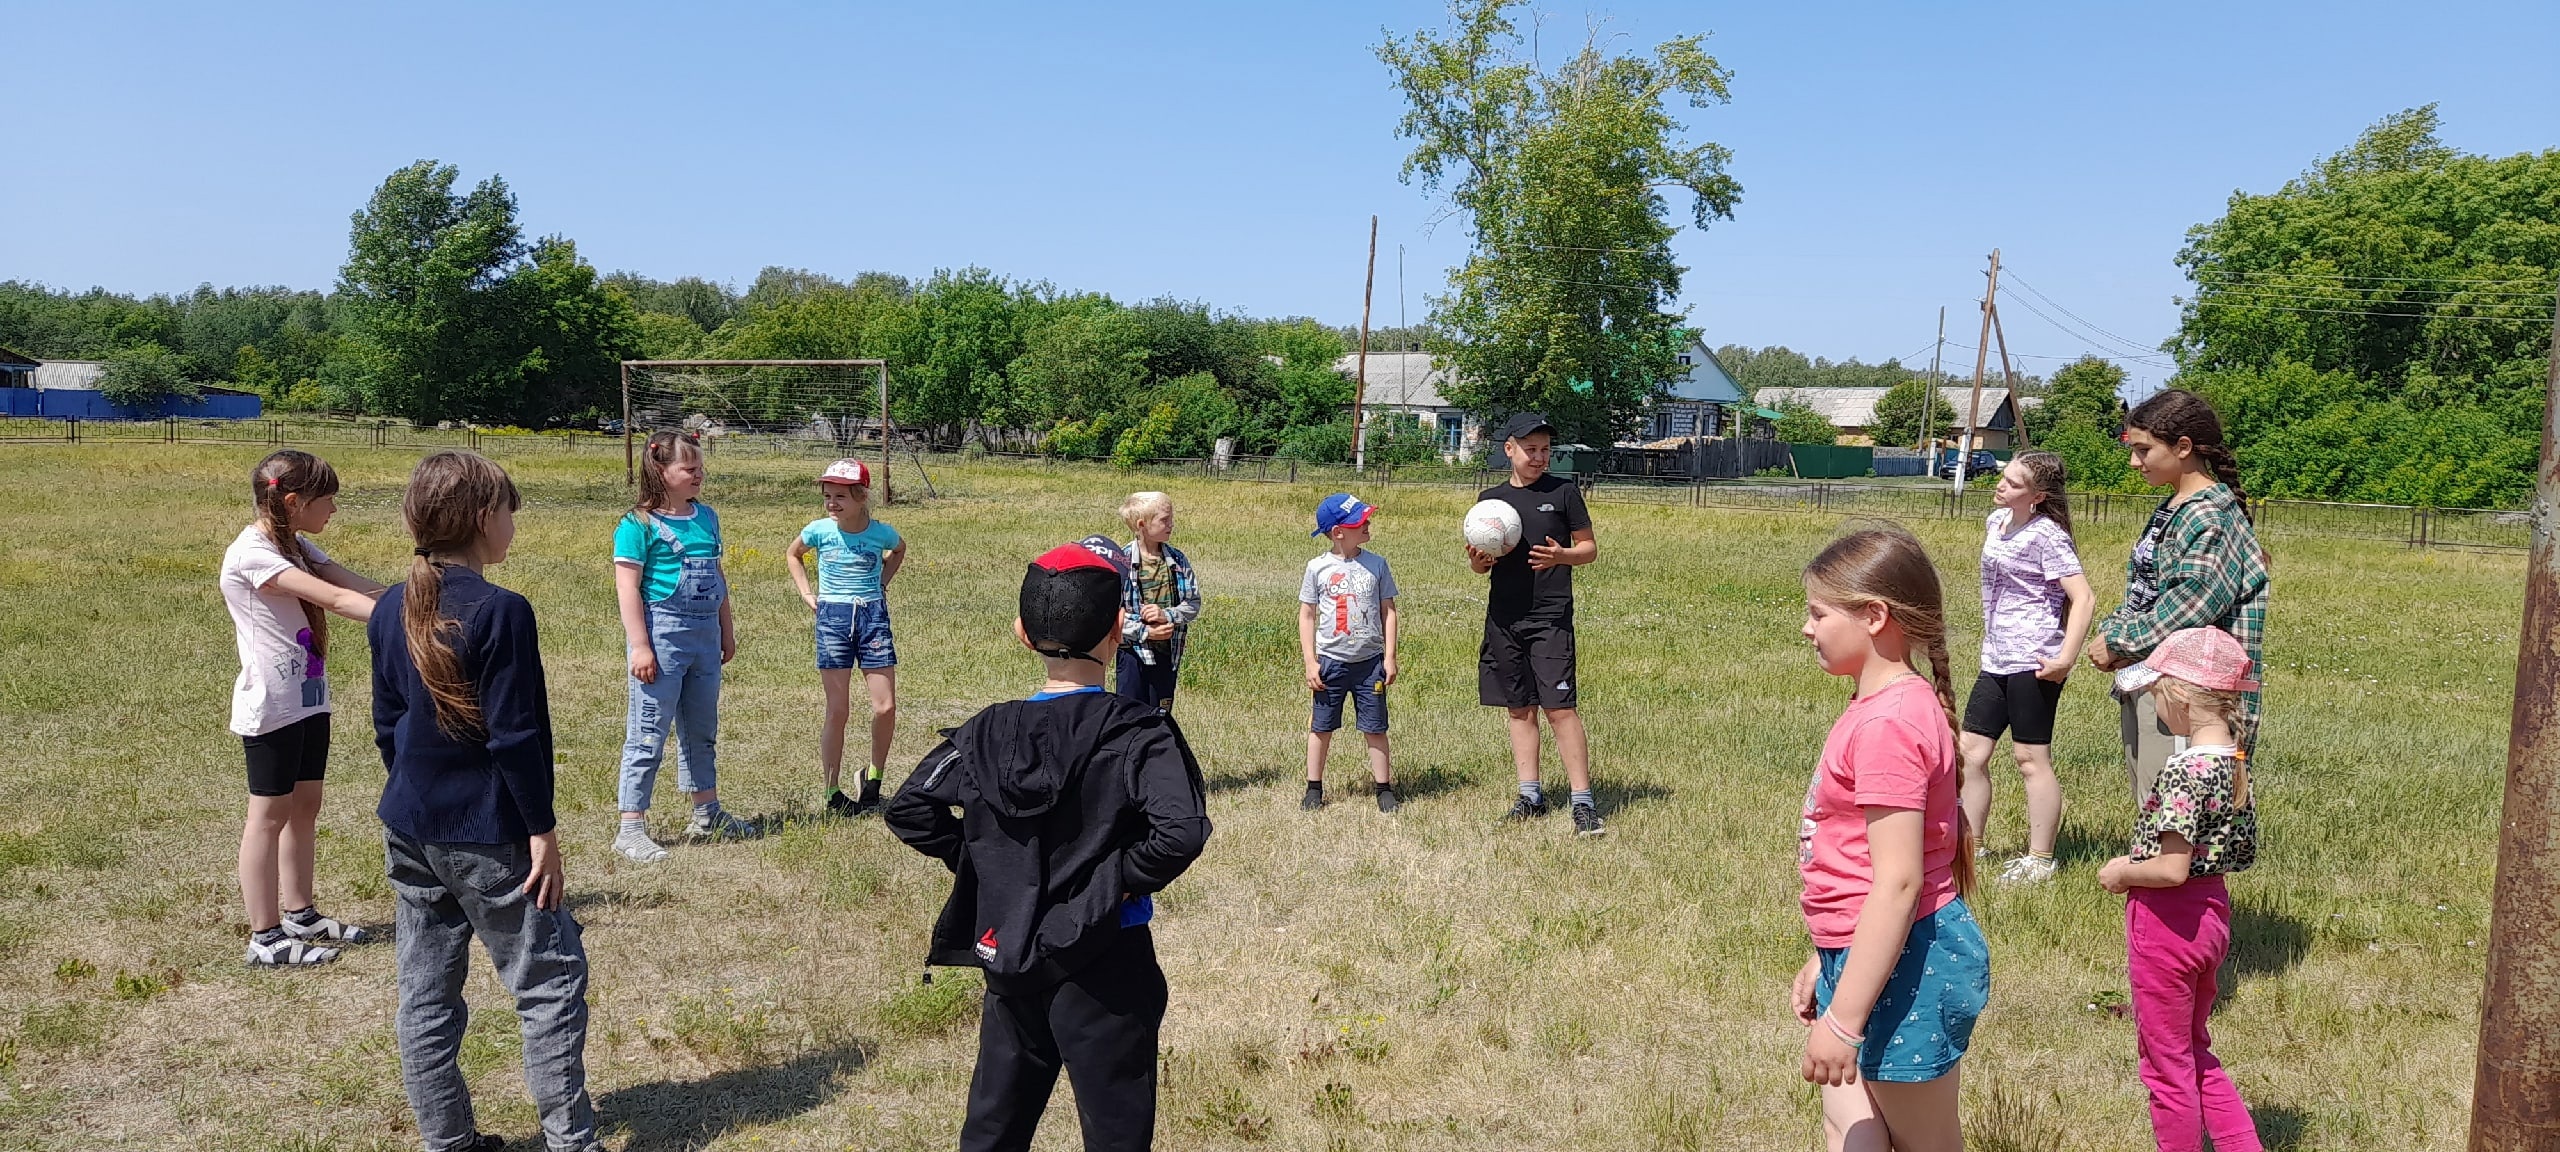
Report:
1019,536,1129,664
1497,412,1557,442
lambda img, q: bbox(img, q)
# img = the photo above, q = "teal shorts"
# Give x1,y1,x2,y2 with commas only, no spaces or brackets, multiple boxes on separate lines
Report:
1814,898,1989,1083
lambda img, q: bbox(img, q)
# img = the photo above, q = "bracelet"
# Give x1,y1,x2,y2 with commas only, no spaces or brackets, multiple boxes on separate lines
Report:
1821,1012,1866,1049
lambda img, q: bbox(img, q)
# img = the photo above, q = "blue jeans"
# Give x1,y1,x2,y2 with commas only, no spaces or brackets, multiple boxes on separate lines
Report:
815,598,897,670
620,601,721,812
386,829,596,1152
1311,654,1389,734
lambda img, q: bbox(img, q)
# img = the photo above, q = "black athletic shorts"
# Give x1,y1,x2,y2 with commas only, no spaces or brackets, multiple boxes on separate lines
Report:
1962,671,2066,746
243,712,331,797
1480,614,1578,710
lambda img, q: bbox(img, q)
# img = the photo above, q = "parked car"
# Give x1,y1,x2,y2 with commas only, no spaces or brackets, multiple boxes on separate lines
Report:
1933,449,2001,480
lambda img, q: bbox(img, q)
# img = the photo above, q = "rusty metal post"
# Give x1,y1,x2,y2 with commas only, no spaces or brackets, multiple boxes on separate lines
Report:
2469,282,2560,1151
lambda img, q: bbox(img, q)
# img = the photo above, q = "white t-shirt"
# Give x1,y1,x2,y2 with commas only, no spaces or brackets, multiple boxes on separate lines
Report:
1299,549,1398,662
220,524,334,737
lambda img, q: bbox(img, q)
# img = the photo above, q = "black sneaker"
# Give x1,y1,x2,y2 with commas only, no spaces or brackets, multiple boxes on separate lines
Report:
854,785,884,816
1501,795,1549,822
1375,786,1401,814
825,789,860,817
1301,786,1325,812
1572,802,1607,837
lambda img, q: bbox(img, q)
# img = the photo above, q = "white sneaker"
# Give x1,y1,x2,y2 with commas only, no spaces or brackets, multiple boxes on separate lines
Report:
685,807,762,842
615,827,670,863
1997,854,2058,885
247,934,339,967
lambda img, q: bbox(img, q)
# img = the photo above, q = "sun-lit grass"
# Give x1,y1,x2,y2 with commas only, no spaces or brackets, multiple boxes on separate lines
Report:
0,443,2514,1150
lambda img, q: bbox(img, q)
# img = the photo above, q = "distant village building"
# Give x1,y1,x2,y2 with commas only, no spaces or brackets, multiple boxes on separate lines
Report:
1642,333,1746,443
1334,351,1480,458
0,346,263,420
1753,385,2019,450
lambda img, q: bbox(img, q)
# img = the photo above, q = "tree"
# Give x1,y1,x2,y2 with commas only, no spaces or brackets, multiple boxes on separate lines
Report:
2171,106,2558,505
96,343,200,407
1381,0,1740,446
1771,398,1837,445
1008,296,1149,429
1870,379,1952,447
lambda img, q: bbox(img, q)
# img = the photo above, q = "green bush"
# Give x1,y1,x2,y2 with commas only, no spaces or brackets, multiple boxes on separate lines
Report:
1277,419,1355,463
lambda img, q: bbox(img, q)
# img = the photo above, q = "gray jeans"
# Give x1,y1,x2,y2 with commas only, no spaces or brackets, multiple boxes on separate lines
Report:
2118,690,2188,806
386,829,597,1152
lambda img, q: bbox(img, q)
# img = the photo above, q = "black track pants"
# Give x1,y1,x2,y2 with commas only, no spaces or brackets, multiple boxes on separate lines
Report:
959,926,1168,1152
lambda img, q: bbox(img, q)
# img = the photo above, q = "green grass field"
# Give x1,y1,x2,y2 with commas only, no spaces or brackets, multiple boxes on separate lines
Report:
0,444,2519,1151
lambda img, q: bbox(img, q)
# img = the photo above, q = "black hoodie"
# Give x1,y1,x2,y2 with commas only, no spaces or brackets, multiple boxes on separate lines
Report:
887,688,1211,983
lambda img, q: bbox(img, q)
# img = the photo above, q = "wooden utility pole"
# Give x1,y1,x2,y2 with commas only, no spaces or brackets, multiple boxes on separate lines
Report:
1354,215,1378,473
1918,306,1944,453
1991,293,2027,451
2467,282,2560,1151
621,362,634,485
1955,249,2001,492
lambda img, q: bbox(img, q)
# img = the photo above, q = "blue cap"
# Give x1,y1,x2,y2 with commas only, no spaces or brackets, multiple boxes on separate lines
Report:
1312,492,1376,537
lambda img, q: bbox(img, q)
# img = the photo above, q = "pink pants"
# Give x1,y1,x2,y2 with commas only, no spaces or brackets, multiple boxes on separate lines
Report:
2128,875,2260,1152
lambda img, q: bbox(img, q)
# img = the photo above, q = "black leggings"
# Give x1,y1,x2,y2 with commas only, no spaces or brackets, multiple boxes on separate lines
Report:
1962,672,2066,746
963,927,1168,1152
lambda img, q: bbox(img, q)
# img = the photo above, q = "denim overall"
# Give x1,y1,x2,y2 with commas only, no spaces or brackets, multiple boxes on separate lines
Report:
618,509,726,812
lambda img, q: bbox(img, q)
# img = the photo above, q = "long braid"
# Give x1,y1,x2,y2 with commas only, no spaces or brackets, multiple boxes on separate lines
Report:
251,451,340,661
2196,442,2251,522
401,452,521,738
1924,630,1976,897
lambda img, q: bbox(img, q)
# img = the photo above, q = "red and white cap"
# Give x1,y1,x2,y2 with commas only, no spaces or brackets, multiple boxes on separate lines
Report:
818,458,872,488
2117,626,2261,694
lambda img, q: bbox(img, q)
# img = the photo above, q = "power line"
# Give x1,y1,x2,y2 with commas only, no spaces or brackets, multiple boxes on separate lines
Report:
2184,287,2555,311
2191,269,2559,291
1998,270,2168,358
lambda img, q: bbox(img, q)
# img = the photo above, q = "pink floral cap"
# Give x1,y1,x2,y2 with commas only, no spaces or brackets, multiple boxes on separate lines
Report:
2117,626,2260,694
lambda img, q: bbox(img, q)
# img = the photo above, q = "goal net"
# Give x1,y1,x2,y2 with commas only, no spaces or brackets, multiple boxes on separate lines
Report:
620,358,892,474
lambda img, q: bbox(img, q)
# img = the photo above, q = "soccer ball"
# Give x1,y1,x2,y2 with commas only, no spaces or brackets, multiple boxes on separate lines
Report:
1463,499,1523,556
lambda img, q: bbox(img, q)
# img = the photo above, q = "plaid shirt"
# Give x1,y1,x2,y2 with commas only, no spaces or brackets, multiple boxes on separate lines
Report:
2097,485,2269,754
1121,541,1201,669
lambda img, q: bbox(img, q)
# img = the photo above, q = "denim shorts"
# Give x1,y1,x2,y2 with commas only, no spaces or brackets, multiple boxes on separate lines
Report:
1815,898,1988,1083
1311,654,1389,734
815,599,896,670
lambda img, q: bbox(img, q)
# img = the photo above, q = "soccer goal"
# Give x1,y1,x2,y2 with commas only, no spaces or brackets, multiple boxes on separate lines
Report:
618,358,902,493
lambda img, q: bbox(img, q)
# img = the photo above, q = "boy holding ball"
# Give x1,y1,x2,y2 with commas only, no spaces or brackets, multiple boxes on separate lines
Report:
1468,413,1603,836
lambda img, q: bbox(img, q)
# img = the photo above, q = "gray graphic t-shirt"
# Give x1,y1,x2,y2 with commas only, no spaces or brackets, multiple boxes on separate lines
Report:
1300,549,1398,662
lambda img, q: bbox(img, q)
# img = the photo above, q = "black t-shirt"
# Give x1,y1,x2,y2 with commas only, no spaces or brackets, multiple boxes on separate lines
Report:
1481,473,1592,621
2123,503,2177,614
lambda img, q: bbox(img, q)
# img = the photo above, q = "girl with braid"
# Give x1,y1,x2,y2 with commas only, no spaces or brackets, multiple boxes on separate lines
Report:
2086,390,2269,805
1791,525,1985,1152
220,449,384,967
372,452,601,1152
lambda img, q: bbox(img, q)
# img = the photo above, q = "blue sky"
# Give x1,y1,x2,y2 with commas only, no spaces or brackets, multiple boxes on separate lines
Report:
5,1,2554,387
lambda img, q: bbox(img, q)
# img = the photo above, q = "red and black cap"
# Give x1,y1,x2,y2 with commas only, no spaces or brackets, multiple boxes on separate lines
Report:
1020,535,1128,664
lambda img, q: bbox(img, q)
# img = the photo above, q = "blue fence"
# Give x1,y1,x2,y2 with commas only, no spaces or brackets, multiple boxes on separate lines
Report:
0,387,262,420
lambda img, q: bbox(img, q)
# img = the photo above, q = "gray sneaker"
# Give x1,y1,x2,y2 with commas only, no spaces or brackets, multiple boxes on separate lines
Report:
615,826,670,863
685,806,762,842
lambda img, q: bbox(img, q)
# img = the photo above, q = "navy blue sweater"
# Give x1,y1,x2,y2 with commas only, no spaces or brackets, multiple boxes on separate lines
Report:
370,567,558,844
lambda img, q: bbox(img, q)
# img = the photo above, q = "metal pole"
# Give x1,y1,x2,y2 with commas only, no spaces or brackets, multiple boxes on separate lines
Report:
620,362,634,486
2468,282,2560,1151
1354,215,1378,474
1920,306,1944,453
1955,249,1999,492
878,364,893,506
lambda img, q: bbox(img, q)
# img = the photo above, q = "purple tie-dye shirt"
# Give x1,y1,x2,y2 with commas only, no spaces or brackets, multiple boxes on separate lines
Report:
1979,508,2084,675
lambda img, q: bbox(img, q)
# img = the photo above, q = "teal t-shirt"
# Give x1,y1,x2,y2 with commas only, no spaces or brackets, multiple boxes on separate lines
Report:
799,517,901,602
613,503,723,602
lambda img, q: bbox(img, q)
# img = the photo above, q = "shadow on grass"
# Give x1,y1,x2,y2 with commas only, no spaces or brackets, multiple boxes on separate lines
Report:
1601,778,1673,815
1205,763,1288,794
597,1041,874,1151
2050,819,2124,870
2255,1103,2313,1150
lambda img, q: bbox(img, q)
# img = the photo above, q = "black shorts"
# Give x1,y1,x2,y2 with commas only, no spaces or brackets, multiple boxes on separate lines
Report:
1479,615,1578,710
242,712,331,797
1962,671,2066,746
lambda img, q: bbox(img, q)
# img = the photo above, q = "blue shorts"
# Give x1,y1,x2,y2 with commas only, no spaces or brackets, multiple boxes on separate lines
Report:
1814,898,1988,1083
1311,654,1389,734
815,599,896,670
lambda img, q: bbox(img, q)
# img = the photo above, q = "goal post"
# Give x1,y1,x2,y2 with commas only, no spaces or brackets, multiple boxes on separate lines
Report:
618,358,895,498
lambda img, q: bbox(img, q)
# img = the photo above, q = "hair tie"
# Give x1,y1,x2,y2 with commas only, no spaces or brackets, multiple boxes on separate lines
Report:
414,547,433,558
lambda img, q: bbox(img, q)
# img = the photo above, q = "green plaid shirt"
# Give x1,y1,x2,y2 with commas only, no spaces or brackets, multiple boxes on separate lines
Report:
2097,485,2269,754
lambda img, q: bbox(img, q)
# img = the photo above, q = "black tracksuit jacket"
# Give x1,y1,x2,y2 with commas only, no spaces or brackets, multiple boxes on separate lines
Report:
886,688,1211,983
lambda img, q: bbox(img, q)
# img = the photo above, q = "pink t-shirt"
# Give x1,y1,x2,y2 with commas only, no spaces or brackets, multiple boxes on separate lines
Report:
1798,675,1962,948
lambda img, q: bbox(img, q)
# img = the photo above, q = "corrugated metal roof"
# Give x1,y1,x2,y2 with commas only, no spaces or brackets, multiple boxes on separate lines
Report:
32,361,107,390
1334,351,1459,409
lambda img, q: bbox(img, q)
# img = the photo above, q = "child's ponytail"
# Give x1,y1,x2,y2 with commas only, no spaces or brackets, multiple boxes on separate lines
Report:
2012,450,2074,540
634,430,701,516
251,450,341,660
401,451,522,738
1805,523,1976,897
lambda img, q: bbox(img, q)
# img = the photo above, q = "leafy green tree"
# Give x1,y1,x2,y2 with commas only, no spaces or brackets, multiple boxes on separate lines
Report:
605,273,738,333
97,343,199,407
232,344,283,399
1870,379,1952,447
501,238,640,425
2171,106,2557,504
336,161,529,422
1381,0,1740,446
1277,419,1355,463
873,268,1022,441
1717,345,1912,391
1771,398,1837,445
1008,296,1148,428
